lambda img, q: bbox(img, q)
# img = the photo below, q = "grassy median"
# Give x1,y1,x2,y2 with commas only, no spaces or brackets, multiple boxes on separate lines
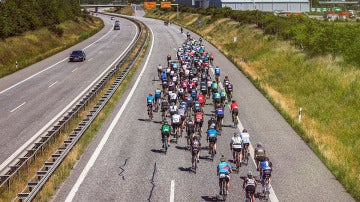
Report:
145,9,360,201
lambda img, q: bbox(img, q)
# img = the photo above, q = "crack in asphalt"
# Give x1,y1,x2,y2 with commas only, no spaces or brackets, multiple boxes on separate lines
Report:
119,158,129,180
147,162,157,202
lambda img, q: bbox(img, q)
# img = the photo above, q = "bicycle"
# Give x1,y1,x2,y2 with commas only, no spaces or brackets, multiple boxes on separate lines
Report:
208,141,216,161
147,104,153,120
244,189,255,202
163,134,169,154
261,174,271,201
192,148,199,173
231,111,238,128
219,174,228,201
234,149,241,173
243,144,249,166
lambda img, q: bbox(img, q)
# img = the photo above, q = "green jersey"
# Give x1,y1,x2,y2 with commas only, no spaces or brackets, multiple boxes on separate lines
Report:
161,125,170,133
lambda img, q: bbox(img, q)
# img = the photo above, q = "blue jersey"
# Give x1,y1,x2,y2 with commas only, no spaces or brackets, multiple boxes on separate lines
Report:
260,161,271,171
161,72,167,80
191,89,197,97
207,128,217,138
215,67,220,76
217,162,232,174
147,96,154,103
220,91,226,97
213,93,220,99
155,90,161,98
215,108,224,115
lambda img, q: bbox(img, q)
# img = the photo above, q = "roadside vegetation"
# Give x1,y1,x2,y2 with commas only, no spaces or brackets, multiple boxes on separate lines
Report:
108,6,135,16
146,8,360,201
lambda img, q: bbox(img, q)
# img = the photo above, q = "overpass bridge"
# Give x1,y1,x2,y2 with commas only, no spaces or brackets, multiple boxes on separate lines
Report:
80,3,128,12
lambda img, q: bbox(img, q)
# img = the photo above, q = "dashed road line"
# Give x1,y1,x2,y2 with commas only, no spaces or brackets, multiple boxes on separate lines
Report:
71,68,78,73
49,81,58,88
10,102,26,113
170,180,175,202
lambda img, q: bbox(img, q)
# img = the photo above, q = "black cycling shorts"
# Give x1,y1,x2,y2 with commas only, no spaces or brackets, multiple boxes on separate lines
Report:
232,148,241,152
209,136,217,143
245,185,256,193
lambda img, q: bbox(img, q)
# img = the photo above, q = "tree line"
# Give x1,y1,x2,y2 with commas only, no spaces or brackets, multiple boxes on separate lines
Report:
0,0,82,38
178,6,360,67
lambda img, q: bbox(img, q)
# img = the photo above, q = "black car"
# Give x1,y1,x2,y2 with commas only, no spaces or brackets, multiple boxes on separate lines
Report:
69,50,86,62
114,23,120,30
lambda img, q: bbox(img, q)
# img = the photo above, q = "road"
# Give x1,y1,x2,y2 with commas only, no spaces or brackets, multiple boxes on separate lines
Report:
0,15,138,172
52,8,355,202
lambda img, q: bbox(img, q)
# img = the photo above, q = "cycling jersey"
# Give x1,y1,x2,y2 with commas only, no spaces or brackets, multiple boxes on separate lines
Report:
172,114,181,124
161,72,167,81
157,65,163,71
170,92,177,101
191,89,197,98
161,124,171,133
220,91,226,98
213,92,220,99
255,148,266,157
198,94,205,104
230,136,242,149
211,83,218,90
215,67,220,76
227,83,233,91
217,162,232,174
155,90,161,98
207,128,217,138
215,108,224,116
147,96,154,104
195,112,203,121
240,132,250,144
260,161,272,171
231,103,239,110
178,107,185,116
223,79,229,87
169,105,178,113
244,178,256,192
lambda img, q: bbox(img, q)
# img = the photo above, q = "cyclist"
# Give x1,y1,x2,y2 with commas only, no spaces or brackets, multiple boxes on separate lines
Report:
211,81,218,93
178,105,186,129
186,117,195,147
161,119,171,147
215,106,224,130
167,53,172,61
219,90,227,107
198,93,205,109
194,111,204,136
180,27,183,33
157,64,163,79
191,135,201,169
240,129,250,161
230,100,239,123
259,157,273,187
254,142,266,171
217,155,232,195
243,171,257,202
154,88,162,110
169,90,178,104
207,126,218,154
171,112,181,137
214,66,220,82
213,91,221,107
223,76,230,92
161,70,167,81
230,132,242,164
160,97,169,118
193,100,202,113
147,93,154,115
226,82,233,101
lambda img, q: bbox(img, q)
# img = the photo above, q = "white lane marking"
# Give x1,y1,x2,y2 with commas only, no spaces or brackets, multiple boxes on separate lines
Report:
170,180,175,202
65,26,154,202
210,67,279,202
0,24,114,96
49,81,58,88
0,23,138,173
88,58,94,62
72,68,78,73
10,102,26,113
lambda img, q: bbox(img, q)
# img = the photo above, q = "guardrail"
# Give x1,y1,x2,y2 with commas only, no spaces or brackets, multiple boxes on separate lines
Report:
0,15,148,202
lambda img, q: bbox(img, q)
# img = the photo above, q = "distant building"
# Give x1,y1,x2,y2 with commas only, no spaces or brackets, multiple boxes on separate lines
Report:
177,0,310,12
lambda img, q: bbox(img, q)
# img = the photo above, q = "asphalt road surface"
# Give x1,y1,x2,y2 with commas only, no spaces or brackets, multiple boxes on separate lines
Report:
52,9,355,202
0,15,138,172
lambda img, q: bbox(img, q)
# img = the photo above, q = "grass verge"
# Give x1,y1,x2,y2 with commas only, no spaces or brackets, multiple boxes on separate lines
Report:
145,10,360,201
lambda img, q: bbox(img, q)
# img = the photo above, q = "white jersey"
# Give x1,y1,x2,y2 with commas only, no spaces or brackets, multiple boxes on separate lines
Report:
178,108,185,116
170,93,177,100
172,114,181,123
157,65,163,71
169,105,178,112
241,132,250,144
166,67,171,73
230,136,242,149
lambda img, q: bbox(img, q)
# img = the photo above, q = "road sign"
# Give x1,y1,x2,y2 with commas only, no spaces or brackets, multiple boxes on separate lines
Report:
161,1,171,8
144,2,156,9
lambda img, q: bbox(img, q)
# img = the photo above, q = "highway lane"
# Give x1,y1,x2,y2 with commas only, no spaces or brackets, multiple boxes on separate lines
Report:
0,15,138,170
52,9,355,202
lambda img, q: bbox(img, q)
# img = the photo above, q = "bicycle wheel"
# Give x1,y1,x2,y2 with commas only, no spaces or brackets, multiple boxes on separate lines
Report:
164,137,168,154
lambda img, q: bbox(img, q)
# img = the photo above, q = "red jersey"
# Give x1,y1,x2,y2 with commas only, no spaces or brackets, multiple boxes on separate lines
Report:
231,102,239,110
198,94,205,104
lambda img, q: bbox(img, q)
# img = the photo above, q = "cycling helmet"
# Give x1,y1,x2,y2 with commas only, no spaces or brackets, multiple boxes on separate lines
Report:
149,93,153,96
211,117,215,121
234,132,239,137
247,171,253,178
242,129,247,133
220,155,226,162
232,100,236,103
163,119,168,124
225,76,228,79
257,142,263,148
